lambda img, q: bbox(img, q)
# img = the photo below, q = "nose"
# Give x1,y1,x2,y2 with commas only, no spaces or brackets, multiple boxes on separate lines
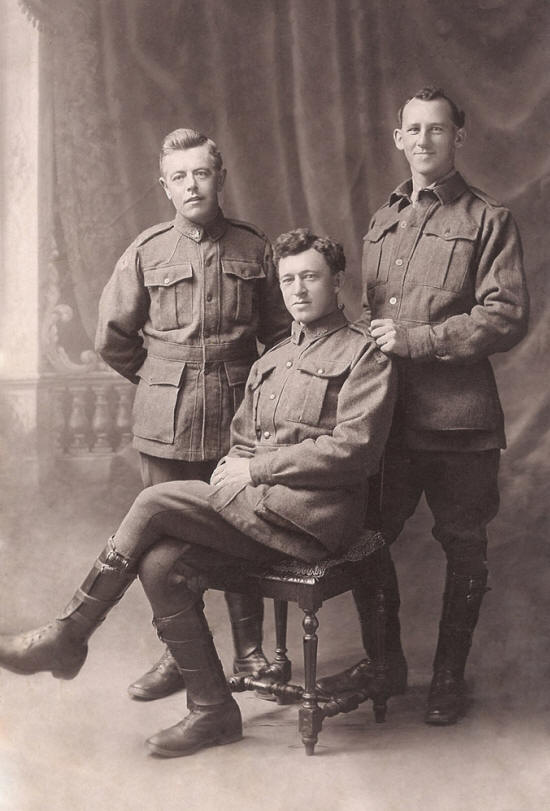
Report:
292,277,307,296
417,127,430,147
186,175,198,192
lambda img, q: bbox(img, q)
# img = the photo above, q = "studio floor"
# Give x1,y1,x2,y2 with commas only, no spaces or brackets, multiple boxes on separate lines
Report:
0,452,548,811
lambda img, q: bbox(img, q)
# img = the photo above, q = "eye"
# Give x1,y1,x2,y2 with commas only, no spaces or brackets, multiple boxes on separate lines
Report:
195,170,209,179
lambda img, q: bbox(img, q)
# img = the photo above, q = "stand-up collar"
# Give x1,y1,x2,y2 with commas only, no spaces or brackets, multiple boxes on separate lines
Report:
291,308,347,344
173,208,227,242
389,171,468,207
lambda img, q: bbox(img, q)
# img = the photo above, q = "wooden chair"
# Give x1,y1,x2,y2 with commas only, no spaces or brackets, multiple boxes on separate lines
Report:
205,529,390,755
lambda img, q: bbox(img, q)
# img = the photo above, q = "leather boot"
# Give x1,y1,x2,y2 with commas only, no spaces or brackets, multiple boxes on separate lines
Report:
316,554,407,697
146,602,243,758
225,592,270,675
128,592,270,700
127,647,184,700
0,537,137,679
425,568,489,726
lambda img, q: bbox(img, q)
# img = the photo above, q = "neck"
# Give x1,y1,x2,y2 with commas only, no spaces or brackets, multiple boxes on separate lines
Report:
411,166,455,193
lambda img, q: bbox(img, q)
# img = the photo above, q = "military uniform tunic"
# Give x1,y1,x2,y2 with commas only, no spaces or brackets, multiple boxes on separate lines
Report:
209,309,396,560
95,209,291,461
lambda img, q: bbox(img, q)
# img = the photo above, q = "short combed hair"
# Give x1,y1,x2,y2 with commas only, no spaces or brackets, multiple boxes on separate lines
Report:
273,228,346,275
159,128,223,174
397,87,465,129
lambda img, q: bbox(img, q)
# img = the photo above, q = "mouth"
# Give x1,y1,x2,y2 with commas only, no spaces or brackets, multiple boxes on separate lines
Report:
185,196,203,204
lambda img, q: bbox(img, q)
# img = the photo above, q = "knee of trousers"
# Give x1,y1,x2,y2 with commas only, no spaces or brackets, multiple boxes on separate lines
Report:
439,538,488,577
138,542,203,607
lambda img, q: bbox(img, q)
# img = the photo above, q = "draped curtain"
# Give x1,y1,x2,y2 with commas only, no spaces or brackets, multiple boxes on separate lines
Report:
22,0,550,532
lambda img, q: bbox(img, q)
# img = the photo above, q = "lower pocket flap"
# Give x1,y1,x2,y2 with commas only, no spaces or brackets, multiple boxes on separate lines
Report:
224,359,253,387
138,355,186,386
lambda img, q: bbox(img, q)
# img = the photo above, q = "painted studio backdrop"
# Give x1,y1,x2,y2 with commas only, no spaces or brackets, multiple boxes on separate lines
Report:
9,0,550,687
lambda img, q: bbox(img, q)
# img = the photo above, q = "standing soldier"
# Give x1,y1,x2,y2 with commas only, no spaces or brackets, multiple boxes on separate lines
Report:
95,128,291,701
318,87,529,725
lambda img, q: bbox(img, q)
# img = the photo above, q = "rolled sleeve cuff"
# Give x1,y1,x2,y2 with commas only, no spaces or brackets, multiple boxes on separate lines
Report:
249,453,273,485
406,324,436,360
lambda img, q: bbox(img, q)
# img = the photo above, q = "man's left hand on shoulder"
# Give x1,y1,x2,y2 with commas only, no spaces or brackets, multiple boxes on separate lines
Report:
370,318,410,357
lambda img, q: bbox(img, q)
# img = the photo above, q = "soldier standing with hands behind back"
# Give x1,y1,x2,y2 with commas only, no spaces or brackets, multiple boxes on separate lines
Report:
95,128,291,702
318,87,529,725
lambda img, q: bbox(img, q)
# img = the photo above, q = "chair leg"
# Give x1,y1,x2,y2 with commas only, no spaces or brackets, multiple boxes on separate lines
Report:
299,609,323,756
273,599,292,684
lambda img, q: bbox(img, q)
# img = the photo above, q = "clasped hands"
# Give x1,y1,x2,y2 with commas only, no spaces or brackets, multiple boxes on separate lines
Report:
369,318,409,357
210,456,252,488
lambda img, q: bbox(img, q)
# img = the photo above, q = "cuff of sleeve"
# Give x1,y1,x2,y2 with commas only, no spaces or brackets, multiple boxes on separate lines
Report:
406,324,436,360
249,453,273,485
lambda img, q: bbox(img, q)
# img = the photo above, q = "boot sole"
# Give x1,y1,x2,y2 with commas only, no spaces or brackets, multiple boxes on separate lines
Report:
1,661,82,680
147,730,243,758
128,683,186,701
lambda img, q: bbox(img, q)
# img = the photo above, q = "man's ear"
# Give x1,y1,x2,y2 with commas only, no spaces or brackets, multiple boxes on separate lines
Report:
454,128,466,149
393,128,405,152
159,176,171,200
217,169,227,192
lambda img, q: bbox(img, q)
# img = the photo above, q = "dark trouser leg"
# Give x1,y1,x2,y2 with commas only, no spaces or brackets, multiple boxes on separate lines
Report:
0,537,139,679
130,457,266,700
316,450,421,697
424,449,500,725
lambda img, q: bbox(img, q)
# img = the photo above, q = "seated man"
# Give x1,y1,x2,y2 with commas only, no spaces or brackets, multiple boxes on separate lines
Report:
0,229,396,758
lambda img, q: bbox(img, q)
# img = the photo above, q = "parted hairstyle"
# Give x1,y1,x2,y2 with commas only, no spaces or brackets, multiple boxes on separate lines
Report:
273,228,346,275
397,87,465,129
159,128,223,173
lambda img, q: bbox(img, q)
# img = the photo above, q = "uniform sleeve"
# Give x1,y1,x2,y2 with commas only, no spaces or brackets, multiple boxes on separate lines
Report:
248,343,396,489
224,365,259,458
94,245,149,383
256,241,292,350
406,208,529,364
357,215,377,330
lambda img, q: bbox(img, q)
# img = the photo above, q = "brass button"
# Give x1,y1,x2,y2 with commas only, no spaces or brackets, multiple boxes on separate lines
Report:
263,431,271,439
286,361,292,368
269,393,276,400
395,258,403,266
317,368,324,374
400,221,407,228
206,294,213,302
389,296,397,305
164,277,170,284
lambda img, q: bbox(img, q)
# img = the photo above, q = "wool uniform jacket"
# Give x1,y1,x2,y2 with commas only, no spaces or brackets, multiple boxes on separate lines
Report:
209,309,397,562
95,209,291,461
360,171,529,450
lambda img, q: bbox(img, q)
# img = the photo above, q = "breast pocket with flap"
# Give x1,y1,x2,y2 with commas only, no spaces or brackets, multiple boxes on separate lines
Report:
143,263,194,330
